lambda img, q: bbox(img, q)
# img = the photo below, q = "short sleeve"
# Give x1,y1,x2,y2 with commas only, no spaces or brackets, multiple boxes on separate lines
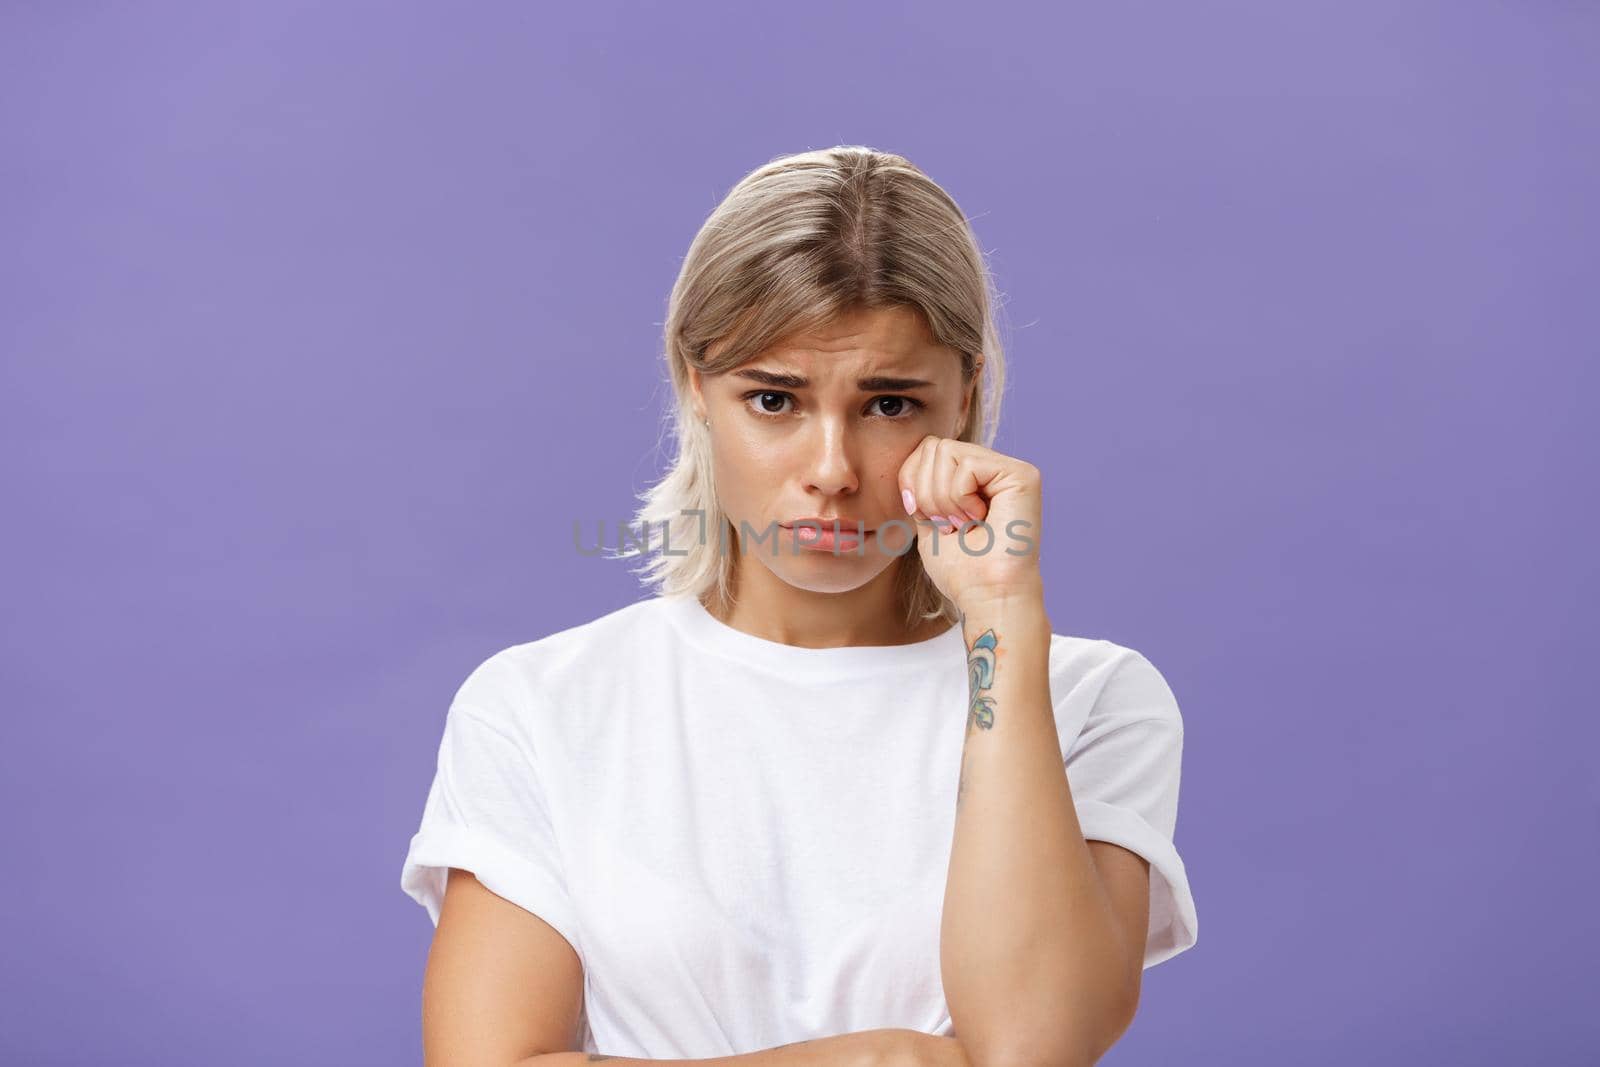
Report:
399,653,583,962
1065,648,1198,969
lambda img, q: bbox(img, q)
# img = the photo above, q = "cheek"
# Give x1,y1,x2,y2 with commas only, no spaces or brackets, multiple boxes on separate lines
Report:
724,422,801,464
711,427,780,506
872,441,920,482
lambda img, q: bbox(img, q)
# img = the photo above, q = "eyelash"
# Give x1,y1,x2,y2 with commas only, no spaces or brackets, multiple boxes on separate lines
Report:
739,391,927,421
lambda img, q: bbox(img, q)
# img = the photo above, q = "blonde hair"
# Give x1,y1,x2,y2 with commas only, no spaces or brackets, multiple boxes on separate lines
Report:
619,145,1009,630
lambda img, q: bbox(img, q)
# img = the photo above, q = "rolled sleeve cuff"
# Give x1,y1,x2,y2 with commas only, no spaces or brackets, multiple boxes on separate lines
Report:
1076,798,1199,968
400,823,584,964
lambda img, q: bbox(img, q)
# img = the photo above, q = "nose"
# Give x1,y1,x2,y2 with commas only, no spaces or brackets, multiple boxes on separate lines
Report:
802,415,860,496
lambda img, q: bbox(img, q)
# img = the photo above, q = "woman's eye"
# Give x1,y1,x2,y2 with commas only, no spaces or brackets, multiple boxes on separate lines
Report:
744,391,793,417
870,396,925,419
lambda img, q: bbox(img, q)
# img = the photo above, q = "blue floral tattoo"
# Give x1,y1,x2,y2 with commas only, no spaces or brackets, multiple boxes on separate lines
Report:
967,629,998,730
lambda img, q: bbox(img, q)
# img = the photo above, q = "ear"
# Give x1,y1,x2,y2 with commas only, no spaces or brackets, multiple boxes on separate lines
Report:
687,365,706,422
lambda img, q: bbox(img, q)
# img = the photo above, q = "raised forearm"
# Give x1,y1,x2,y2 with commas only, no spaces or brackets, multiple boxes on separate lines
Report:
939,588,1132,1067
509,1027,912,1067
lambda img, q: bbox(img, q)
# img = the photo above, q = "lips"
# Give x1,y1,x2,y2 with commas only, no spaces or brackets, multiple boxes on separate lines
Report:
788,523,874,551
780,517,875,533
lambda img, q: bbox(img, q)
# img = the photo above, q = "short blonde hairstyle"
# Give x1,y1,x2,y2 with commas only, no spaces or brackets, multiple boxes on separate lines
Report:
621,145,1009,630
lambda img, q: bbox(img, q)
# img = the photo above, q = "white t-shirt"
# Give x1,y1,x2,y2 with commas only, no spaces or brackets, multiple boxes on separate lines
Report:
400,593,1197,1059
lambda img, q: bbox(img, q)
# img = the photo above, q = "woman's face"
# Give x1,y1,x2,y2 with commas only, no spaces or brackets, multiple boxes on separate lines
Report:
688,305,973,597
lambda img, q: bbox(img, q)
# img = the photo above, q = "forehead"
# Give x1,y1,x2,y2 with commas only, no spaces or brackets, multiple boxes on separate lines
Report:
762,305,948,367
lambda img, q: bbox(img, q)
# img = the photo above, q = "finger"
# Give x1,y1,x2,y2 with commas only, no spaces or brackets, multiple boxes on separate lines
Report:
929,438,965,531
899,437,933,525
938,441,988,531
950,454,988,524
921,439,981,526
897,438,927,521
914,437,947,531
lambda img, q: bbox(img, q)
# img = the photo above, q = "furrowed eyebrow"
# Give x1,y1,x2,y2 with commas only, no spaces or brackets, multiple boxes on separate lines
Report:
731,368,936,390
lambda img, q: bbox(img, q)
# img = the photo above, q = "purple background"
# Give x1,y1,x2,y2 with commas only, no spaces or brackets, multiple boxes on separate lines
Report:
3,2,1595,1064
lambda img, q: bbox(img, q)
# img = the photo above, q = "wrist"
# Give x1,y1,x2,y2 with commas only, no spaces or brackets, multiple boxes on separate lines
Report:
956,581,1047,620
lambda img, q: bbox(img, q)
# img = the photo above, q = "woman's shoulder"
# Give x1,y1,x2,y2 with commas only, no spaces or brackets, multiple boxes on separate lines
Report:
1046,631,1184,737
447,596,677,715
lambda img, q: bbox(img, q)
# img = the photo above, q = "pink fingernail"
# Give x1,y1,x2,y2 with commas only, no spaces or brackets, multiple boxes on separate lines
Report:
902,488,916,515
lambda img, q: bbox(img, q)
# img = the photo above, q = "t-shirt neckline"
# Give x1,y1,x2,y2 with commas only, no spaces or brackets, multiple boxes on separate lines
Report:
660,593,965,681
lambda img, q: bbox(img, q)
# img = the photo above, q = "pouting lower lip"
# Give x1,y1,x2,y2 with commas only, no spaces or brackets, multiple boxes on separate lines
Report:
790,528,875,544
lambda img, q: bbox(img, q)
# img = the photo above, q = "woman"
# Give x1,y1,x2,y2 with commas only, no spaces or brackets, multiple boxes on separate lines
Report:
400,146,1198,1066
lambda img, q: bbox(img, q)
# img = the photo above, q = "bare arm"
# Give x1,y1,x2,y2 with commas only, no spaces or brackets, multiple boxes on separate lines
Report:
423,868,587,1064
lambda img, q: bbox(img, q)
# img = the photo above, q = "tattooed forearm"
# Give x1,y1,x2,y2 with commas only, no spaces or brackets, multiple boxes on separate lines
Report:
957,628,999,811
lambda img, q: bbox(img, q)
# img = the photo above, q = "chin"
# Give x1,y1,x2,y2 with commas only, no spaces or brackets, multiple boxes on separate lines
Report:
761,555,890,596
